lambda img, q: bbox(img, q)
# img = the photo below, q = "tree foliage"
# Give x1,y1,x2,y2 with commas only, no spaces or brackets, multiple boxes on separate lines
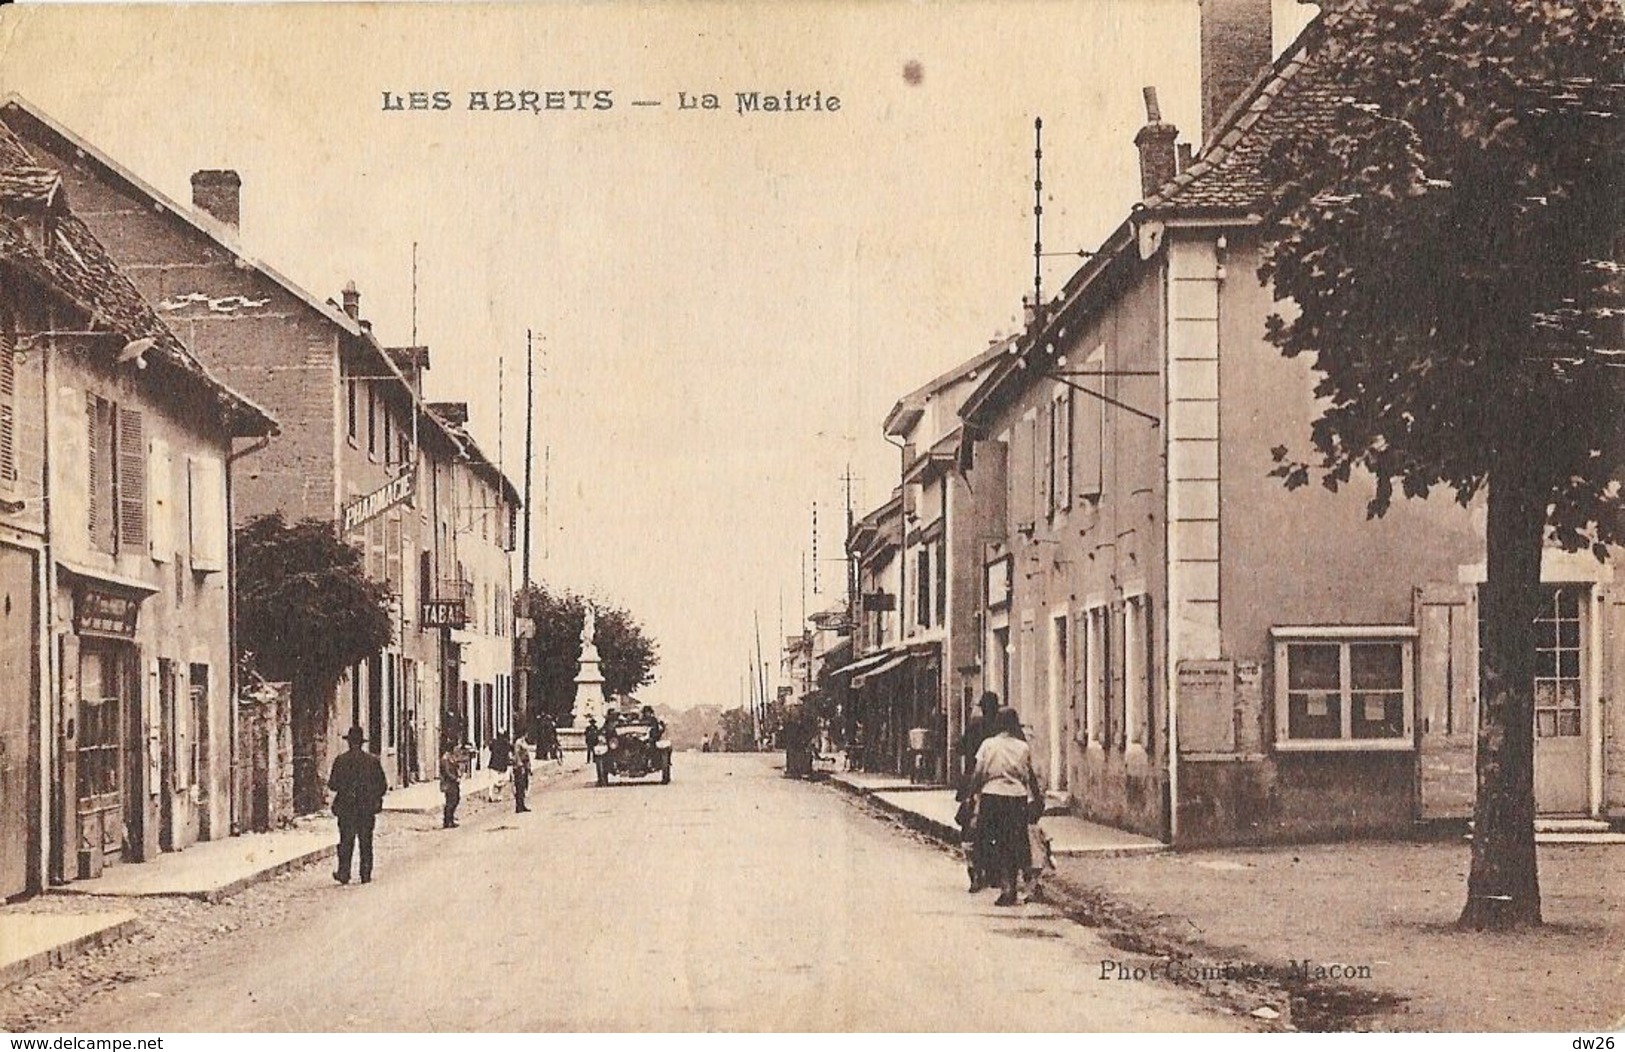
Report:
236,512,394,690
1260,0,1623,542
515,583,659,723
236,513,394,814
1258,0,1623,930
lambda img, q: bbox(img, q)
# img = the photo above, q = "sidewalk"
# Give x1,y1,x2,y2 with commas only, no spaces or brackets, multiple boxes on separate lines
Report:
832,772,1167,857
0,912,139,986
1046,840,1624,1031
3,755,587,987
833,775,1623,1030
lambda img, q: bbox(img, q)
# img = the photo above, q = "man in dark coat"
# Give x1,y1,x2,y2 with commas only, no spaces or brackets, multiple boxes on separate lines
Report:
583,715,601,756
440,742,465,828
511,734,532,813
329,725,388,884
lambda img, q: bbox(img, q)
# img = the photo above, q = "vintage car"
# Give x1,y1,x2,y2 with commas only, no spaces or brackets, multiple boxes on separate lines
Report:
593,717,673,785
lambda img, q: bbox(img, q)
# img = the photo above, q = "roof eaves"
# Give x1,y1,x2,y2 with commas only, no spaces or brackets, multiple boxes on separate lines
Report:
0,95,365,339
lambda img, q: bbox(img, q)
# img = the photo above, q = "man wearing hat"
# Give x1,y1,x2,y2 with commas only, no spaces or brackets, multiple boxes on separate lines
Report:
328,726,388,884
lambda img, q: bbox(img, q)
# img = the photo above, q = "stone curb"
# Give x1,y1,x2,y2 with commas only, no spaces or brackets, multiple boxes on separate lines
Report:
0,915,141,988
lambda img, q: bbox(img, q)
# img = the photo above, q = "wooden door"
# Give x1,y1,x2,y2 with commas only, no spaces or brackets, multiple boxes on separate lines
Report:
1416,583,1476,819
0,546,37,898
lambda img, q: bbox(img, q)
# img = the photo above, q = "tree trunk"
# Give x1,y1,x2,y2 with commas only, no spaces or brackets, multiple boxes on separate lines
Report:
290,675,336,816
1459,458,1546,930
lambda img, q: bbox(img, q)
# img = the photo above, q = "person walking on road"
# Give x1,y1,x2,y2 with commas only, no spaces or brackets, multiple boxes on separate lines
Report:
511,734,532,812
956,691,1003,892
968,707,1043,906
329,725,387,884
583,715,601,759
440,741,464,828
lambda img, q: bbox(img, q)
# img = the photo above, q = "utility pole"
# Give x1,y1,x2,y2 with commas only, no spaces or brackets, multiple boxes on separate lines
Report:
523,329,534,590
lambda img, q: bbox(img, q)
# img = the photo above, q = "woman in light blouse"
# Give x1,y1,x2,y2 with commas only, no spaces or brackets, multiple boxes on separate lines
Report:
969,707,1043,906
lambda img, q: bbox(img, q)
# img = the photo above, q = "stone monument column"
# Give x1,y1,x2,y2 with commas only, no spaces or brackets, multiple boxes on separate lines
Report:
572,603,607,725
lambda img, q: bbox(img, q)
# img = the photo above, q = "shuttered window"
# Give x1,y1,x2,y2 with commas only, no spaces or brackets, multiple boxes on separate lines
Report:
384,515,402,594
187,456,227,572
0,332,16,488
149,438,172,562
116,407,146,553
87,395,115,554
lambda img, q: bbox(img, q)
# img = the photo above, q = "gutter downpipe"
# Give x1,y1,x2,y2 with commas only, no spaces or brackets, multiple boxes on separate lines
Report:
225,430,274,836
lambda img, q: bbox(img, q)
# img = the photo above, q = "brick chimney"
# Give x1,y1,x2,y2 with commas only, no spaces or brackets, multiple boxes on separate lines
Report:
1200,0,1272,144
1133,87,1180,199
341,280,360,319
190,169,241,232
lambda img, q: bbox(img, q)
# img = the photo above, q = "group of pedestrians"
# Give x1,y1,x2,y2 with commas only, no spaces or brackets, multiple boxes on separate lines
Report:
325,720,549,887
957,692,1049,907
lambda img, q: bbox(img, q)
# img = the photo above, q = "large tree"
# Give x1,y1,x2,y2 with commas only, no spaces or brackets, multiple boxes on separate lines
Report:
236,513,394,813
515,583,659,725
1259,1,1623,929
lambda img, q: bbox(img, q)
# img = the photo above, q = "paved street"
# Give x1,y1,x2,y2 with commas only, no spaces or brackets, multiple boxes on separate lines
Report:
54,754,1235,1032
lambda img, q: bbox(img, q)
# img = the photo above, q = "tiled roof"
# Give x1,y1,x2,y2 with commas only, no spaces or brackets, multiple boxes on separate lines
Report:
0,120,277,436
1143,14,1339,217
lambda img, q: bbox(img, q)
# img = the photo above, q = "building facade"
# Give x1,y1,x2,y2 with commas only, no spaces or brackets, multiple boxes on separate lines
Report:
4,98,521,809
0,118,276,896
953,1,1624,844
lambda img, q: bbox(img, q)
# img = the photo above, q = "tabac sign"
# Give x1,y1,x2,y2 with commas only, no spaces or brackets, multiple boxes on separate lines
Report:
421,600,467,628
341,471,414,533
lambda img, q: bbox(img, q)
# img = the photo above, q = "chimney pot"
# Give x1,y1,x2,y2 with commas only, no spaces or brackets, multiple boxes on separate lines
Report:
190,169,241,232
1200,0,1272,144
1133,86,1180,200
341,280,360,319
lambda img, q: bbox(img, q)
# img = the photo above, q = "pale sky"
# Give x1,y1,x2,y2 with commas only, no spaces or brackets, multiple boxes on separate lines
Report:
0,0,1313,711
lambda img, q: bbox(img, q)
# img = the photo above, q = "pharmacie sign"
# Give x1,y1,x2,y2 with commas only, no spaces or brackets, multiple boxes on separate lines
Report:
74,587,141,639
341,472,415,533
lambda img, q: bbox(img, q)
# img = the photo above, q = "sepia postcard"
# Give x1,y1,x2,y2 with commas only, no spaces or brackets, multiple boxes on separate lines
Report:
0,0,1619,1038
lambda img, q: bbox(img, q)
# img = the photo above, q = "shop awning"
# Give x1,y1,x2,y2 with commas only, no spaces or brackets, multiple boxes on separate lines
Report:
852,652,912,689
828,649,896,679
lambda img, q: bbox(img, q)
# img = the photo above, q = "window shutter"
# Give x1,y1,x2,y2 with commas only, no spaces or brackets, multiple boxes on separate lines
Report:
86,394,102,544
368,518,385,582
1039,402,1053,518
188,456,227,572
385,515,403,594
0,333,16,487
149,438,171,562
1060,389,1074,509
117,407,146,553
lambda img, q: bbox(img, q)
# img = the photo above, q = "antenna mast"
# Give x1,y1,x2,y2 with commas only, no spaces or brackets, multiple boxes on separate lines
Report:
1033,117,1044,319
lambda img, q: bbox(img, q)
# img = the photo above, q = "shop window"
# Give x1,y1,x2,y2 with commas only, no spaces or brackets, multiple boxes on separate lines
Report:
1272,629,1414,750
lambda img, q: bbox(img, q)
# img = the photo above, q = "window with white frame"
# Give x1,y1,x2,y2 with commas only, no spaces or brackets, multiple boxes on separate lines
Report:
1273,628,1415,749
1123,596,1152,748
1085,605,1108,745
